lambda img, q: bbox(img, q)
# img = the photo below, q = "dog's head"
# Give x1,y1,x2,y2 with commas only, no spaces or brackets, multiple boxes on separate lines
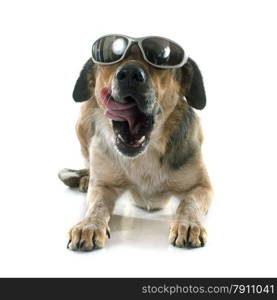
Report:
72,41,206,158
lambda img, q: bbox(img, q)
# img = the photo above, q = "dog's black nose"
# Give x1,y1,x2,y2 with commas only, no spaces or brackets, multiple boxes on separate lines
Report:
116,63,147,86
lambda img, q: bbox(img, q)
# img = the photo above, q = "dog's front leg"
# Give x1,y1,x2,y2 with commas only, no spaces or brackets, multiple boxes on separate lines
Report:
68,186,120,251
169,185,212,248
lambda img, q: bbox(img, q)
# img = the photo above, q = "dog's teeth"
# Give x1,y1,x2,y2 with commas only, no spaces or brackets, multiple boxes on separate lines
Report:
118,134,124,142
138,136,145,144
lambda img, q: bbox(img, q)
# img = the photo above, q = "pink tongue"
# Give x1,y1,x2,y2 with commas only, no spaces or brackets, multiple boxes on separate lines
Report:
100,88,138,131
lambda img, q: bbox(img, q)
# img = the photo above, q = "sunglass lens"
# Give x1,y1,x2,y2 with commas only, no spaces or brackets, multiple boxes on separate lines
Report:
141,38,184,67
92,35,128,63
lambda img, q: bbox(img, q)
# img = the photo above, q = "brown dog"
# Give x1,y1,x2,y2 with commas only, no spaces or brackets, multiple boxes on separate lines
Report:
59,38,212,251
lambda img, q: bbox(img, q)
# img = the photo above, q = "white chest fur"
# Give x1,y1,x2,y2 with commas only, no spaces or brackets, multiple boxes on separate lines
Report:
117,147,169,193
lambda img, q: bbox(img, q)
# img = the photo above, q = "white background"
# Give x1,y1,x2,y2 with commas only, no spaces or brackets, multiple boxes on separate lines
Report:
0,0,276,277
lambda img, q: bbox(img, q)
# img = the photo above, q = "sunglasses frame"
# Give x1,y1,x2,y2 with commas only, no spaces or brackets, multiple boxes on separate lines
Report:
91,34,188,69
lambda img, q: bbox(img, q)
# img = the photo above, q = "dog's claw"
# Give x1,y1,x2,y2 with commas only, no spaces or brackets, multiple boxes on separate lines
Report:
79,240,86,249
187,241,193,248
200,237,205,247
171,237,177,246
67,240,71,249
106,229,110,239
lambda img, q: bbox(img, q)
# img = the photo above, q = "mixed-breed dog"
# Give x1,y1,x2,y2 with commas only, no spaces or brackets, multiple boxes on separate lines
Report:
58,34,213,251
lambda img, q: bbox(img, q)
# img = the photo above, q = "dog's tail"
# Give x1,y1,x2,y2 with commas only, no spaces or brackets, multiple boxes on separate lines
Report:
58,168,89,192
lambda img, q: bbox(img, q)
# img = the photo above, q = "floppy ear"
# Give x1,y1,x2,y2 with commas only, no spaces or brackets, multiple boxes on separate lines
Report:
72,58,95,102
182,58,206,110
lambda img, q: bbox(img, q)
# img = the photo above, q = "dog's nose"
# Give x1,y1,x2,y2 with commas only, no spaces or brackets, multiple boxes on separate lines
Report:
116,63,147,86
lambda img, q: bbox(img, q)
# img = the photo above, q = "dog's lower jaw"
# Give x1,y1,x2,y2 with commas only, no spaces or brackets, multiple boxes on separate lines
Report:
113,135,150,159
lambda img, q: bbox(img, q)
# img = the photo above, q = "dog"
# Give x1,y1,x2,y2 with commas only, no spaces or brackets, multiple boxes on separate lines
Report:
58,35,212,251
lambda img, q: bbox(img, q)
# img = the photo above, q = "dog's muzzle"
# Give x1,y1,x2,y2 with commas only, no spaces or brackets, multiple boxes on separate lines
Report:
100,63,155,157
112,62,152,111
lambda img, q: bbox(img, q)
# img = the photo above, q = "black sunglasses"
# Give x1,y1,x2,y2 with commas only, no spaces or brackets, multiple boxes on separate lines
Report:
91,34,188,69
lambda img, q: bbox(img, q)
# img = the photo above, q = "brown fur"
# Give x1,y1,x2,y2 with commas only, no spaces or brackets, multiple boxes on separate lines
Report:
64,49,212,251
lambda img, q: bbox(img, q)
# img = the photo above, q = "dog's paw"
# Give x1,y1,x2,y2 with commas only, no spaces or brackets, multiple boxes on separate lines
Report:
67,219,110,251
168,221,207,248
58,168,89,190
79,175,89,193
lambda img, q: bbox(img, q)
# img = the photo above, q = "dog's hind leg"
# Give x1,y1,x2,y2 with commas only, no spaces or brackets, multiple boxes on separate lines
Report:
59,104,94,193
58,168,89,193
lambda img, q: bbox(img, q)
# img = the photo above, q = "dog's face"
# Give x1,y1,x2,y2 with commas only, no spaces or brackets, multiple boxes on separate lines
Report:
72,44,206,157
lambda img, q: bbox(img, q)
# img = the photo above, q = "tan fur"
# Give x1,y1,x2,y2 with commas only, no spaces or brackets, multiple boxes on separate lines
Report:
67,51,212,251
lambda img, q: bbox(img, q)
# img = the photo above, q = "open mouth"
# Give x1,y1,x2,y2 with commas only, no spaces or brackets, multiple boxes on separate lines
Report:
100,88,154,157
